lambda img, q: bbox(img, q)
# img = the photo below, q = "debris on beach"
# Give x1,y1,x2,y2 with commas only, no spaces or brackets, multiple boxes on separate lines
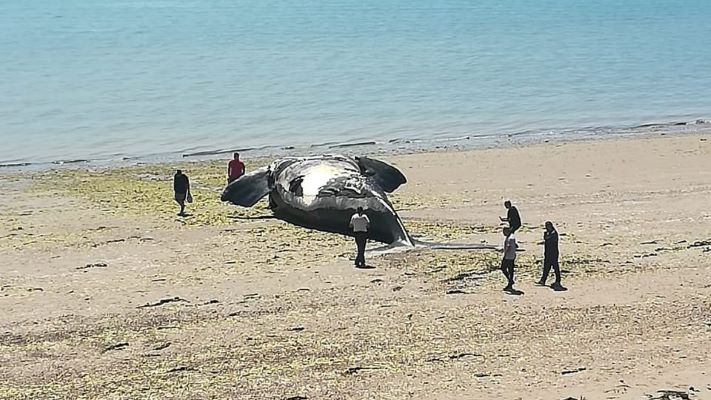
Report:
166,366,194,374
634,252,658,258
448,352,482,360
344,365,383,375
445,289,468,295
688,240,711,248
77,262,108,270
561,367,587,375
426,352,482,363
287,326,305,332
103,342,129,353
152,342,171,351
137,296,189,308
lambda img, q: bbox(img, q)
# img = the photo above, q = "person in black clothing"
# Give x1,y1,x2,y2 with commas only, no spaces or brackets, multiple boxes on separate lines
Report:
499,200,522,233
173,170,191,216
538,221,563,289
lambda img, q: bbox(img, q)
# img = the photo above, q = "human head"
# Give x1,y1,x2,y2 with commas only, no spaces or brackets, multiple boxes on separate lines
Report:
545,221,554,231
357,206,364,215
504,200,512,209
176,169,182,175
233,152,240,160
503,227,511,236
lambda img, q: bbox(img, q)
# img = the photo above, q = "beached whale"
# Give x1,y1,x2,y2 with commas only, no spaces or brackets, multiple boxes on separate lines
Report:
221,155,413,245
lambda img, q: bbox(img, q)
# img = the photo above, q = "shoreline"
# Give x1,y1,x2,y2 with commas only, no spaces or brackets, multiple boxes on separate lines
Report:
2,118,710,173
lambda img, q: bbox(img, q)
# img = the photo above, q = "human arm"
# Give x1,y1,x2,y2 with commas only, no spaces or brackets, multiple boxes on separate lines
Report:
503,207,517,223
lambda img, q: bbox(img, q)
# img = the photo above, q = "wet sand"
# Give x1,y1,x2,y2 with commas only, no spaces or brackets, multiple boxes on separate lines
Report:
0,133,710,399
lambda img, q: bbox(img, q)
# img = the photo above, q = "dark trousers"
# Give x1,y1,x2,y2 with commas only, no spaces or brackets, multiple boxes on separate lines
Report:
354,232,367,266
541,257,561,284
501,258,515,287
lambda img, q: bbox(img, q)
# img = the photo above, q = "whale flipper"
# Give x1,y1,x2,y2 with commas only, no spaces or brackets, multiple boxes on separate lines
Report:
355,156,407,193
221,167,271,207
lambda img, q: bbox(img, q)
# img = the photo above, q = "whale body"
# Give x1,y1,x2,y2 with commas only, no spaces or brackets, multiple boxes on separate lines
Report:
221,155,413,245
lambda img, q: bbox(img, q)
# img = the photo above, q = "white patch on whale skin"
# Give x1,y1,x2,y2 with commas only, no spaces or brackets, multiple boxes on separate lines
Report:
300,165,349,198
275,158,362,206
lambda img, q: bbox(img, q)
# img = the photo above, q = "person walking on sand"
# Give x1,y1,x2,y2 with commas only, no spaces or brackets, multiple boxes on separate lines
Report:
227,152,245,184
349,207,370,268
538,221,563,289
500,200,522,233
501,226,518,291
173,170,191,216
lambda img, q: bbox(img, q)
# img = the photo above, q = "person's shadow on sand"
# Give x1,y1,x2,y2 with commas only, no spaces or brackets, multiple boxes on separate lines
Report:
355,264,376,270
535,282,568,292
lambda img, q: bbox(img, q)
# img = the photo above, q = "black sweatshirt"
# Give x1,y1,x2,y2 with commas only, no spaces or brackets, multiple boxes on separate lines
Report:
174,173,190,194
544,229,559,259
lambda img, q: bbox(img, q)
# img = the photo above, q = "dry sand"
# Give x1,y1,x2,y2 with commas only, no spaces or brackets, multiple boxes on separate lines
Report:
0,133,710,399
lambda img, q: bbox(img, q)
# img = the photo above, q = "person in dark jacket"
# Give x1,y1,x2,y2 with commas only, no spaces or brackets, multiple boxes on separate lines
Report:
173,170,191,216
538,221,563,289
499,200,522,233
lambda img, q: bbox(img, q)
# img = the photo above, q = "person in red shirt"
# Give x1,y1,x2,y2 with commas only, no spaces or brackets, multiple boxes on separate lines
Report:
227,152,245,184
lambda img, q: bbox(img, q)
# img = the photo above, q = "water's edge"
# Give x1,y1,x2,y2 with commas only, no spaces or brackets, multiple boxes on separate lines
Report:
1,118,709,173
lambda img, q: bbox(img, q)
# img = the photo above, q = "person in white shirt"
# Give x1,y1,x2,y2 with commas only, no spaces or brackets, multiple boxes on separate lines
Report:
349,207,371,268
501,226,518,291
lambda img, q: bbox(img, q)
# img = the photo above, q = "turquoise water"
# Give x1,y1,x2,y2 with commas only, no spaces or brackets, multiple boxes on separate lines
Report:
2,0,710,164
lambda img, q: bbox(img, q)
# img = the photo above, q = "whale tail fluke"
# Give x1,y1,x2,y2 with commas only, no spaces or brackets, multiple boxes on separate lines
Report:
356,156,407,193
221,167,271,207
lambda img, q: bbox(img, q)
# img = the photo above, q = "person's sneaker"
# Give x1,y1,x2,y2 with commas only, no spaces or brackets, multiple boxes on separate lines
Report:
503,286,513,292
536,280,546,286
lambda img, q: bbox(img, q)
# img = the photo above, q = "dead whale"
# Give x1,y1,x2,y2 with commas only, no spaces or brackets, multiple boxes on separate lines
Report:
221,155,413,245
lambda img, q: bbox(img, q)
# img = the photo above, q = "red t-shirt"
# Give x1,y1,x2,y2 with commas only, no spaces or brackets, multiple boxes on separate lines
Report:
228,160,245,178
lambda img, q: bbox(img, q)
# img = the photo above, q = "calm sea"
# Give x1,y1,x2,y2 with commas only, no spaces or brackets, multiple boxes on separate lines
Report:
1,0,710,165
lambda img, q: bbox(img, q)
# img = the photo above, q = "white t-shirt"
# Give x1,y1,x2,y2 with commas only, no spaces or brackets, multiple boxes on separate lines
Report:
350,213,370,232
503,234,517,260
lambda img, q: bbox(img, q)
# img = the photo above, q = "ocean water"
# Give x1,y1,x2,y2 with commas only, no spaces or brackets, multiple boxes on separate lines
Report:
1,0,711,165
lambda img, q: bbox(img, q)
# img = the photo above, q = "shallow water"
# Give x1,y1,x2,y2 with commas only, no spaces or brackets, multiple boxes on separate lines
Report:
2,0,711,165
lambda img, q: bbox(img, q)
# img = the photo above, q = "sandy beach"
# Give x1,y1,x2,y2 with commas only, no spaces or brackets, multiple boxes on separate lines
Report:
1,133,710,399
